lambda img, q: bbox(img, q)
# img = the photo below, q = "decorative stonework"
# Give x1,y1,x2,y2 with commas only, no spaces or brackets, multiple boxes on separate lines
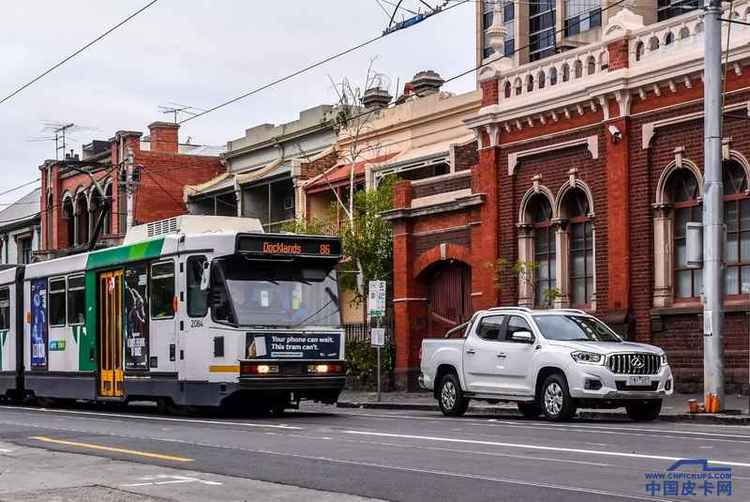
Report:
507,136,599,176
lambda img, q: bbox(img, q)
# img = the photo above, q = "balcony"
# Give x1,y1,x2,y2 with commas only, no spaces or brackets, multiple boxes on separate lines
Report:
476,4,750,127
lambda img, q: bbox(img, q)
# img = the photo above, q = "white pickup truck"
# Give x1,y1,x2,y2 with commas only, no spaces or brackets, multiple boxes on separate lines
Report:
419,307,673,421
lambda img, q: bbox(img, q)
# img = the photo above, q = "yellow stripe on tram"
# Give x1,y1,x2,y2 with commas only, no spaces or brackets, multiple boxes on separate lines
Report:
209,365,240,373
30,436,193,462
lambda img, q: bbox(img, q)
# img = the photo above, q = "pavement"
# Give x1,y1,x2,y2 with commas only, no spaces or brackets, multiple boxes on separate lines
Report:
337,390,750,424
0,402,749,501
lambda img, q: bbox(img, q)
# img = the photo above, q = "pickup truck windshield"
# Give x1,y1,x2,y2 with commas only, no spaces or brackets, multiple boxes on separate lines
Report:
533,315,622,342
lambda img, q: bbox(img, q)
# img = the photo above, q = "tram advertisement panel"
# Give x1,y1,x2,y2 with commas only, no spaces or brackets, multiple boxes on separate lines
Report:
246,332,341,360
31,279,48,368
124,265,149,370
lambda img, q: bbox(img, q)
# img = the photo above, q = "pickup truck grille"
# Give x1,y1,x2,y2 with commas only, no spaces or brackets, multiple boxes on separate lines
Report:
608,353,660,375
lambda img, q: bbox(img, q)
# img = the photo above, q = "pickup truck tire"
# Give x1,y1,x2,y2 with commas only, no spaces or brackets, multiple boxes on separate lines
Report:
517,401,542,418
438,373,469,417
540,374,577,421
625,399,662,421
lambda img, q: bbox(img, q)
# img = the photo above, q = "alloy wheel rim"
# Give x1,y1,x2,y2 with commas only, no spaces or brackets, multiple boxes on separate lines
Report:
544,382,564,416
441,381,456,409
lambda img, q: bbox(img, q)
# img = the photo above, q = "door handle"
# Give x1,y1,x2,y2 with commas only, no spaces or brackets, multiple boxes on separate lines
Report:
497,353,507,358
466,349,476,355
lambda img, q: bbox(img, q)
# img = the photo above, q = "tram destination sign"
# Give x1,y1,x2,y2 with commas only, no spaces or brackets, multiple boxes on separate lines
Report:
237,235,341,258
245,332,341,360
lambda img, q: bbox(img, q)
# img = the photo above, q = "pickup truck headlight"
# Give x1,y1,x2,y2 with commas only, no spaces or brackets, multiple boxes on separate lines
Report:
571,351,604,365
661,353,668,366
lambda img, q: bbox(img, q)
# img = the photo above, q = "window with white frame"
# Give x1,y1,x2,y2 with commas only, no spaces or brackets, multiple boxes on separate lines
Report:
722,160,750,296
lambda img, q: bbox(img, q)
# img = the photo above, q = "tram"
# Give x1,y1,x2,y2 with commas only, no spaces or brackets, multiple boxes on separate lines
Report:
0,215,346,412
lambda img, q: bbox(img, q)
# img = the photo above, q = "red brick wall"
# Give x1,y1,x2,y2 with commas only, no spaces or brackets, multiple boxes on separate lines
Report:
607,39,629,71
480,79,499,107
133,151,223,225
454,141,478,171
300,149,338,180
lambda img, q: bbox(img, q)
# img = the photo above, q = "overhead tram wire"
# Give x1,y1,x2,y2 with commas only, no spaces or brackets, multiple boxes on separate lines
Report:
179,0,471,125
0,0,159,106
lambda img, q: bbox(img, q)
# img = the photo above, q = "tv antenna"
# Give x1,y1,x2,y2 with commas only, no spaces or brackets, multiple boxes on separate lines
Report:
28,122,95,160
158,102,205,123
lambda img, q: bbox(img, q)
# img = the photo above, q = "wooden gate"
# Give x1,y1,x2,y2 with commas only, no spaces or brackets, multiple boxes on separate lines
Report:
98,270,124,397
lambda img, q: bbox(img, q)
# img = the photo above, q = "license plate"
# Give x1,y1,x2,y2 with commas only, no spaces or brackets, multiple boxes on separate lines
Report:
627,375,651,386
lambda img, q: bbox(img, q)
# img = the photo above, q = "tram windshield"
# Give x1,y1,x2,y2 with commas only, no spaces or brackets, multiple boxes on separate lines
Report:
211,255,341,328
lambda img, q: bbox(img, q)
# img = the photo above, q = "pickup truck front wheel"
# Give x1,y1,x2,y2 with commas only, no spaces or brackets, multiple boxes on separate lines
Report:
540,374,577,421
438,373,469,417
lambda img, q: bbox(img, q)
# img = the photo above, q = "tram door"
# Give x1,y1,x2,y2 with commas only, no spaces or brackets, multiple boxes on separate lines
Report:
98,270,124,398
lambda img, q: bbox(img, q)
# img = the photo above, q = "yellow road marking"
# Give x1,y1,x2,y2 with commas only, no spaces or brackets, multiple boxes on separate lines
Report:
208,365,240,373
29,436,193,463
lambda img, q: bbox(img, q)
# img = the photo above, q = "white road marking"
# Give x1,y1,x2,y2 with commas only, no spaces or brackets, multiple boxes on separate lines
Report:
121,474,222,487
248,448,673,502
343,430,750,468
0,448,13,454
1,406,302,430
333,409,750,441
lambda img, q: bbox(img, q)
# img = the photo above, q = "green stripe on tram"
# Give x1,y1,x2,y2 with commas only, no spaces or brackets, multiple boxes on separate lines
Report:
85,238,165,270
79,238,165,372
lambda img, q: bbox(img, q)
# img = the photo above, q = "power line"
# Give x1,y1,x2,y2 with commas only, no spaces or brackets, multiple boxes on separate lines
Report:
0,0,159,106
0,178,41,198
179,0,471,125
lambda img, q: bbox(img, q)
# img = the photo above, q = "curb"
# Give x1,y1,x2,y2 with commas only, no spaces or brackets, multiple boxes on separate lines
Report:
336,401,750,424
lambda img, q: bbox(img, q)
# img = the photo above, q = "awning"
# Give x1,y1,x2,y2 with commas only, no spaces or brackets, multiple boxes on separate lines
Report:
185,160,293,201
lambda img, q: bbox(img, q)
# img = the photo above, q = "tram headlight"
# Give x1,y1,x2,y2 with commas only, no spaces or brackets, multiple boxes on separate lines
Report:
241,364,279,375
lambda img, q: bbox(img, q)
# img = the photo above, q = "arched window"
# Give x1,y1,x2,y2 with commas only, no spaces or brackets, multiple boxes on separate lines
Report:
46,194,54,250
562,64,571,82
504,80,512,99
574,60,583,79
667,169,702,299
103,183,113,235
75,192,89,247
526,74,534,93
562,188,593,306
528,195,555,307
723,160,750,296
549,67,558,86
62,196,75,249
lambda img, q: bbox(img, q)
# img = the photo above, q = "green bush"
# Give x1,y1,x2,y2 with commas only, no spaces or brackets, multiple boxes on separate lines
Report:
345,339,395,391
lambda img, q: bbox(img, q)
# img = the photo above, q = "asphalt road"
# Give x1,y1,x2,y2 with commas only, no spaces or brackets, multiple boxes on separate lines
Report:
0,402,748,502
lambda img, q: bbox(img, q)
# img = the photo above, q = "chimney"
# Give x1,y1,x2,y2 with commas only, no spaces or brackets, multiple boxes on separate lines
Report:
410,70,445,97
148,121,180,153
362,87,392,110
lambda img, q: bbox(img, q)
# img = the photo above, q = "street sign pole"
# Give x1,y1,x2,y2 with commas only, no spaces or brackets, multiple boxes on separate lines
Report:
703,0,725,413
368,280,387,403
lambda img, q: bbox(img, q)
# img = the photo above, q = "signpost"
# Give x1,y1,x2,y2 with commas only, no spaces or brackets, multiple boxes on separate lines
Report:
368,280,387,402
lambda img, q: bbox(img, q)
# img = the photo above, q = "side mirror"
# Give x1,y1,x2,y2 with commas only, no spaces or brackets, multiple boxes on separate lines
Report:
511,331,534,344
200,260,211,291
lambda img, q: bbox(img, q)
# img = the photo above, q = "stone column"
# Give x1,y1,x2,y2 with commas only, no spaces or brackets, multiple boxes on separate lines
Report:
653,205,674,308
553,219,570,308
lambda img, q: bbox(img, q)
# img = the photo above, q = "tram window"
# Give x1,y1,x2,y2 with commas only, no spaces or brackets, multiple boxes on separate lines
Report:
49,278,67,327
151,261,175,319
67,275,85,325
0,288,9,330
187,256,208,318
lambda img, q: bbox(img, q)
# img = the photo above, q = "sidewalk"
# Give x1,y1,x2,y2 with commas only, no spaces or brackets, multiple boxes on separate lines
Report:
337,390,750,424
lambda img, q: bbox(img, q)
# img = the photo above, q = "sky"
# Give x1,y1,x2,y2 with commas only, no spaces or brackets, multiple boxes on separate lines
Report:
0,0,476,207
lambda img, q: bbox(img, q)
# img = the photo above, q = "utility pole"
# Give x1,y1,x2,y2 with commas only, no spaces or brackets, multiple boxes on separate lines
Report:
703,0,725,413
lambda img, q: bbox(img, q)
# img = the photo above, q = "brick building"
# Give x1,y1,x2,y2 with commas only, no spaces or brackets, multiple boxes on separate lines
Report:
388,5,750,392
39,122,223,257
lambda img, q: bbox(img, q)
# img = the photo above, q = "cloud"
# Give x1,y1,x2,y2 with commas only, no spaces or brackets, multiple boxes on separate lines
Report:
0,0,475,205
